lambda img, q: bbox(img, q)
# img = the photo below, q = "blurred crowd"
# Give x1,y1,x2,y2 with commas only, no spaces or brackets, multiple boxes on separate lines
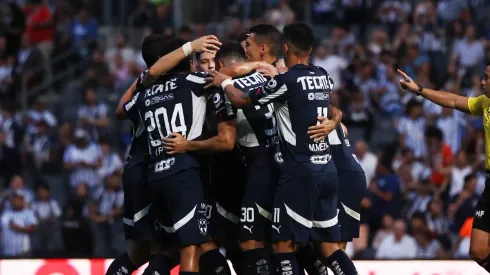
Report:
0,0,490,260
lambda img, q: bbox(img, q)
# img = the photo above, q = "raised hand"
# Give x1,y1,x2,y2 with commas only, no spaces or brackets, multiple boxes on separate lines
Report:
397,69,419,93
191,35,222,54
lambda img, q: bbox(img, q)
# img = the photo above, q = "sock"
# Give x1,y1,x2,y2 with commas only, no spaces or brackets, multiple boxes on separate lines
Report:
142,254,172,275
477,253,490,272
274,253,299,275
240,248,273,275
326,249,358,275
200,249,231,275
105,252,137,275
296,246,328,275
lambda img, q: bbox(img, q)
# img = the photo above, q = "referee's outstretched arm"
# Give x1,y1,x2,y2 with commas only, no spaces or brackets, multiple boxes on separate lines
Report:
398,69,473,114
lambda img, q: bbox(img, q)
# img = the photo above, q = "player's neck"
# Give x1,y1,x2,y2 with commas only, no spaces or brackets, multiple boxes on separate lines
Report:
289,57,309,67
263,55,276,65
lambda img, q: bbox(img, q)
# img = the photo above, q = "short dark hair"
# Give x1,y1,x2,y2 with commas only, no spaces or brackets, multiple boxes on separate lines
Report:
283,22,314,55
216,42,246,64
237,32,249,43
426,125,443,141
141,34,167,68
249,24,281,57
160,38,191,73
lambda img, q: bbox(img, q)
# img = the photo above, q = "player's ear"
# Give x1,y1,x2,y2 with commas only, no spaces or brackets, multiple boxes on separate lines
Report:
283,44,289,55
260,44,268,56
218,61,224,70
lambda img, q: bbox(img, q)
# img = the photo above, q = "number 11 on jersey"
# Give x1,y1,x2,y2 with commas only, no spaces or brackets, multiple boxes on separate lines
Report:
317,107,328,125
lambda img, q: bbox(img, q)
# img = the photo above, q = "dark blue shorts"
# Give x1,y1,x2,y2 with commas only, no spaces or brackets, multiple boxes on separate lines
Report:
122,162,154,241
271,170,340,243
207,156,246,244
148,168,209,246
239,161,279,242
337,171,367,241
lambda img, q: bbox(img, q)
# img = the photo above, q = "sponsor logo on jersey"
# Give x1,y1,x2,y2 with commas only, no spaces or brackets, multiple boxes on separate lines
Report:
234,72,268,88
144,79,178,98
307,92,329,100
154,157,175,172
297,75,332,91
308,141,328,152
310,154,332,164
213,93,221,104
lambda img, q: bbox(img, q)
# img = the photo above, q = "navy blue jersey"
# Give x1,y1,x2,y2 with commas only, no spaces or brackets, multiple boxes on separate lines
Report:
231,71,280,165
124,120,147,168
328,124,364,173
123,70,209,180
248,64,335,175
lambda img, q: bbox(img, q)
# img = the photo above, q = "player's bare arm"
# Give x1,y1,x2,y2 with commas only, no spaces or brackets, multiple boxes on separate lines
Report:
398,69,472,114
205,71,253,107
115,78,138,119
219,61,269,77
163,120,237,154
307,106,343,140
141,35,222,87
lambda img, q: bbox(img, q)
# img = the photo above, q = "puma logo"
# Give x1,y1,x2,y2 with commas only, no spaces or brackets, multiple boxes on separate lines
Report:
272,225,281,233
243,225,253,234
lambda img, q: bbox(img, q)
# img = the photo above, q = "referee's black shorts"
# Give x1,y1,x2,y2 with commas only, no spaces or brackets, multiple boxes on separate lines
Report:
472,171,490,233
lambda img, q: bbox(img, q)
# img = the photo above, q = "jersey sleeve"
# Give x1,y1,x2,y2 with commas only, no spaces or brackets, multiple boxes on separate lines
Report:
122,91,141,121
185,72,209,97
210,88,237,123
135,70,148,90
468,95,485,116
248,74,289,105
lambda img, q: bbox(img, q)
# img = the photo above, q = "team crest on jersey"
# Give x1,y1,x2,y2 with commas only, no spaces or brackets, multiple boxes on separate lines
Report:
274,152,283,163
267,78,277,89
213,93,221,104
145,99,151,106
198,218,208,235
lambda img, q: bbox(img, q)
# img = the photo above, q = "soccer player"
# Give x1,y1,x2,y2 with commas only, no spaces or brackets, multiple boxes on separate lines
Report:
116,35,221,275
398,67,490,273
206,23,359,275
167,48,239,275
107,34,167,275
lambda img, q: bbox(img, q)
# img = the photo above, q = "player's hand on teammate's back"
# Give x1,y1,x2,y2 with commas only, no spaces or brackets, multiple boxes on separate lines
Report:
191,35,222,54
397,69,420,92
204,71,232,89
257,64,279,78
163,133,189,154
307,116,336,142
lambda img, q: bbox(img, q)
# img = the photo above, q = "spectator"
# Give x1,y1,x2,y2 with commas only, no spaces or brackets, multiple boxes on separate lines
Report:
70,8,98,58
375,219,417,259
397,99,426,159
371,214,394,250
393,147,430,184
31,183,62,256
97,138,123,182
448,151,473,198
413,228,445,259
312,42,347,90
26,98,57,135
1,175,34,211
354,140,377,184
77,85,109,141
425,198,451,249
0,190,38,258
90,173,124,257
13,33,44,91
405,179,432,220
368,149,401,234
0,131,22,187
448,174,479,234
148,2,173,35
63,129,102,188
24,0,54,80
105,32,136,70
129,0,154,28
426,126,453,192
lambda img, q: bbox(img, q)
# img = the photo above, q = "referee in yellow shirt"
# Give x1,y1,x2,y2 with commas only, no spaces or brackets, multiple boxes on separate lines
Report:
398,68,490,271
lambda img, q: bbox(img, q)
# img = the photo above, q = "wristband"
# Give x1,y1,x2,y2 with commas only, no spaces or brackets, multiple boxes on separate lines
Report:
417,85,424,96
221,79,234,89
182,42,193,57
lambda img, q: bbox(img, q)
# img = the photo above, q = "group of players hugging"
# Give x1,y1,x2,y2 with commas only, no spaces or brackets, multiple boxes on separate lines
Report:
107,22,366,275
